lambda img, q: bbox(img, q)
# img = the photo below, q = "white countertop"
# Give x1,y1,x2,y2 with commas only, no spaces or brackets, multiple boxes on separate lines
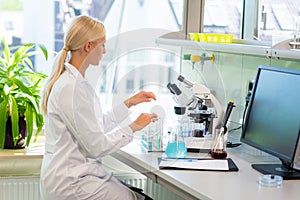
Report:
112,139,300,200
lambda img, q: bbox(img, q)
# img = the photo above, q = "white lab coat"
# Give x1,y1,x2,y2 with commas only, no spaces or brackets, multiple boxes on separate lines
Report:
40,63,137,200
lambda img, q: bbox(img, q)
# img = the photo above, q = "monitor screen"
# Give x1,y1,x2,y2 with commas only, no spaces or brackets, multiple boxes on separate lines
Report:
241,65,300,179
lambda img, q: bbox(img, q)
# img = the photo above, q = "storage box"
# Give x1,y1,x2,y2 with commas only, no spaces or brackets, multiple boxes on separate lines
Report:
189,33,234,44
198,33,233,43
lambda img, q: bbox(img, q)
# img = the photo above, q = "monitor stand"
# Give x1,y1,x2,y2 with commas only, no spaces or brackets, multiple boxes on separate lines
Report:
252,163,300,180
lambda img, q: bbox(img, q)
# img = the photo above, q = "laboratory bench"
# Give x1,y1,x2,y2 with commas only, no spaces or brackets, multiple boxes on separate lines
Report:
112,138,300,200
1,136,300,200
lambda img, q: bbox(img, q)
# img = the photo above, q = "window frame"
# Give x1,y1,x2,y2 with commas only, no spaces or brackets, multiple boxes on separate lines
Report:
183,0,271,43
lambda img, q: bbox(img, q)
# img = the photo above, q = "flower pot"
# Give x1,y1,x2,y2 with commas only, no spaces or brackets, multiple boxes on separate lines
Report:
4,116,27,149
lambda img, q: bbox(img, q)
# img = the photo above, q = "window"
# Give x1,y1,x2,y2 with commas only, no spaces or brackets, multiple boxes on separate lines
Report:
259,0,300,43
3,0,298,115
203,0,243,39
0,0,184,117
202,0,300,43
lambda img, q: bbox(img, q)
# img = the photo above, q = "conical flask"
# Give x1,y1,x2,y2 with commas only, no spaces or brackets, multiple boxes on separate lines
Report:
211,128,227,159
165,127,187,158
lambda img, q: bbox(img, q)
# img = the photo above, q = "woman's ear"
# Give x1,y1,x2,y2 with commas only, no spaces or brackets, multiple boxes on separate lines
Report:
84,41,92,52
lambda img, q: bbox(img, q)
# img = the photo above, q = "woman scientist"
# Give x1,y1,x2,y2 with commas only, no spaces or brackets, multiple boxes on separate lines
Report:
40,15,157,200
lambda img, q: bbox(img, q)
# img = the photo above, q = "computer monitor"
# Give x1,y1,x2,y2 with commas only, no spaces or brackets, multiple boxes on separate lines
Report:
241,65,300,180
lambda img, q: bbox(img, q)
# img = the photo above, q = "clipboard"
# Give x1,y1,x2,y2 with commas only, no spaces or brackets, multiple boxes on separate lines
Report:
158,157,239,171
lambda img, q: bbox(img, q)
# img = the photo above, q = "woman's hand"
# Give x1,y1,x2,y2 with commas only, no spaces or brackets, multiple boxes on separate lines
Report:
129,113,158,132
124,91,156,108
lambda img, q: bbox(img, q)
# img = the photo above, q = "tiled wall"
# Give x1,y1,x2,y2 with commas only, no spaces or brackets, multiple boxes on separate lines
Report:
181,47,300,130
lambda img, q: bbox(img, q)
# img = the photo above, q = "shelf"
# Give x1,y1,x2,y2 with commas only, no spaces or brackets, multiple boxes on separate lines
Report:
156,37,300,61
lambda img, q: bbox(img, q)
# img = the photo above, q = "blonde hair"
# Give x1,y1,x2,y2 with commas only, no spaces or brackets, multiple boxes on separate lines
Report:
41,15,105,114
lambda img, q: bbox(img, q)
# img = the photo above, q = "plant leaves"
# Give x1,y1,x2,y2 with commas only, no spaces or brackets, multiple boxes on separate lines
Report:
35,113,44,130
1,38,10,64
9,43,35,67
0,57,8,67
21,57,33,69
14,91,39,112
25,103,33,147
33,113,44,143
22,71,47,79
0,99,8,148
0,38,48,147
9,95,19,145
11,77,33,96
34,126,43,143
38,44,48,60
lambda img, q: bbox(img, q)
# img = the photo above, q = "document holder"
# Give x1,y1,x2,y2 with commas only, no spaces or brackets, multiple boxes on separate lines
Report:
158,157,239,171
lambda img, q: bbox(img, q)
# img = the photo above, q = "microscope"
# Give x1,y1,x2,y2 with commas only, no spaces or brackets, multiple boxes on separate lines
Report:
167,75,224,152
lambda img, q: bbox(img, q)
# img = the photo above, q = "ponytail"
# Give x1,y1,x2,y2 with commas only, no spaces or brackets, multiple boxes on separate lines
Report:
40,48,69,114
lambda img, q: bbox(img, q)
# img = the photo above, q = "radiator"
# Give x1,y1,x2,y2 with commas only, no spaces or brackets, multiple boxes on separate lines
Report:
0,175,183,200
115,174,183,200
0,176,40,200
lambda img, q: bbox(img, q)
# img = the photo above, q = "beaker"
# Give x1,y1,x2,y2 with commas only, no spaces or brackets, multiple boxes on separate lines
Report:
165,128,187,158
211,128,227,159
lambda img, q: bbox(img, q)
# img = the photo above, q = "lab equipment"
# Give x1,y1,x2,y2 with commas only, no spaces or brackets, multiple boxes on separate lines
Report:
211,100,235,159
167,75,224,151
258,174,283,187
141,119,163,151
165,127,187,158
183,53,214,71
241,65,300,179
167,75,224,137
211,128,227,159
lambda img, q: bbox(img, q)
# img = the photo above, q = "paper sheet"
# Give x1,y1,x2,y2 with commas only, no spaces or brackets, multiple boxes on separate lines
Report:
159,158,229,170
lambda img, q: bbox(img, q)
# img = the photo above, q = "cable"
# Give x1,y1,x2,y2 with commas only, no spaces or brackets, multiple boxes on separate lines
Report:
228,125,242,133
241,91,252,132
226,122,242,148
226,141,242,148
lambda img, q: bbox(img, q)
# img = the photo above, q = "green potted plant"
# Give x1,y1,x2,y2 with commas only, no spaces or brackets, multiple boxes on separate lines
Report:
0,38,48,149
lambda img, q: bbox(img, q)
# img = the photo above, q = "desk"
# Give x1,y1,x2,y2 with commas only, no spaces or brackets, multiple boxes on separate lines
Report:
112,140,300,200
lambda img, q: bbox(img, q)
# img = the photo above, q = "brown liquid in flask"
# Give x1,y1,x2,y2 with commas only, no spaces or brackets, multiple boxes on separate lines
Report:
211,149,227,159
211,129,227,159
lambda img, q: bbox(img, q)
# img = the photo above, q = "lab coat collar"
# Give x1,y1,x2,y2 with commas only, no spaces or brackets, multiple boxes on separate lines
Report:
64,62,86,82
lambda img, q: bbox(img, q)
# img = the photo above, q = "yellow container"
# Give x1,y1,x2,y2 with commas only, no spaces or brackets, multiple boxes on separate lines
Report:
189,33,200,42
197,33,234,44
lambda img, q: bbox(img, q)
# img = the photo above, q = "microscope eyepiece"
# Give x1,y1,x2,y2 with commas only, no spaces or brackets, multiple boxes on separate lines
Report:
178,75,185,82
177,75,193,87
167,83,182,95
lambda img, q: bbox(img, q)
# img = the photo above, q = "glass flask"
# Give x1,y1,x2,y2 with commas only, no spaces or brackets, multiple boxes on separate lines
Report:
165,127,187,158
211,128,227,159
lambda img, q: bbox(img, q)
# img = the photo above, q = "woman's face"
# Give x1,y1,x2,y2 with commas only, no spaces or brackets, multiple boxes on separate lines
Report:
86,38,106,66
